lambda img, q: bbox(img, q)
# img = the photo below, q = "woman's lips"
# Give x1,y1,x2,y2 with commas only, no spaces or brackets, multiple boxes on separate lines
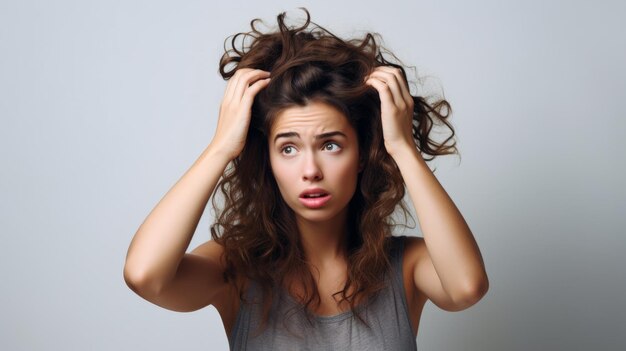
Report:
298,194,332,209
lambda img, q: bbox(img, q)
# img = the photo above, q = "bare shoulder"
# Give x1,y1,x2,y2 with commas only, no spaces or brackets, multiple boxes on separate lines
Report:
399,235,427,299
402,235,465,312
190,239,226,262
191,240,245,336
401,235,426,266
134,239,232,313
188,239,237,300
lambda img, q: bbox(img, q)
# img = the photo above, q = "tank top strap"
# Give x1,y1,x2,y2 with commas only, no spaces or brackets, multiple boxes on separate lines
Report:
387,235,411,313
389,235,407,279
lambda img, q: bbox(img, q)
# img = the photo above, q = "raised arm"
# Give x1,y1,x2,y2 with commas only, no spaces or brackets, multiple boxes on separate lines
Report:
365,66,489,310
123,68,271,312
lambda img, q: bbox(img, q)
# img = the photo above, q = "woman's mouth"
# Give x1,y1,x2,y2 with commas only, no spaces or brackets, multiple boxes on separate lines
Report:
299,192,331,208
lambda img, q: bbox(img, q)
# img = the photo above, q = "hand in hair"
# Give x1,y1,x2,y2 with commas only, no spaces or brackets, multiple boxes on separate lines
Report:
364,66,417,157
210,68,271,160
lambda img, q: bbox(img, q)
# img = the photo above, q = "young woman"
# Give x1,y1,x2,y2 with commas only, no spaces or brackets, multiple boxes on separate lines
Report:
124,8,488,350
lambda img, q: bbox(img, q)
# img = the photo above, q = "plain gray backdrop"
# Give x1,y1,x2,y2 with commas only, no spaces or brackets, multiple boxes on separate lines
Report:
1,0,625,350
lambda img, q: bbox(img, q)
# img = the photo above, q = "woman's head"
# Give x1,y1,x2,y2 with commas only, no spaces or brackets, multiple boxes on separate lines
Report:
268,100,361,226
211,8,458,333
218,7,409,233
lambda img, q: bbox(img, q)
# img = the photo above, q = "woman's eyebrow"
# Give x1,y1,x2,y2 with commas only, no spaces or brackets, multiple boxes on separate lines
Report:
273,131,347,143
316,131,347,140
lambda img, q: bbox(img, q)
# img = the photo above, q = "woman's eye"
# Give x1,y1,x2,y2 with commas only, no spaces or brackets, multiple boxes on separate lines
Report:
323,142,341,151
282,145,295,154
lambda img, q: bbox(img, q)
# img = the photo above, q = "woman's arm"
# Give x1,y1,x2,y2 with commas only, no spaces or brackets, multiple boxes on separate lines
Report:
393,146,488,307
365,66,488,309
123,68,271,311
123,145,231,309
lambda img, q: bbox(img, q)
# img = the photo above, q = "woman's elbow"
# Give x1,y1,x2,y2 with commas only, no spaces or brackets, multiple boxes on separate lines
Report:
453,277,490,310
123,263,164,297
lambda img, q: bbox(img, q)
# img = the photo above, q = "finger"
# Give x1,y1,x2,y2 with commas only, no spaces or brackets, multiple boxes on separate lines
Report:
224,68,254,102
368,70,405,108
233,69,271,103
376,66,413,106
365,76,395,112
241,77,271,106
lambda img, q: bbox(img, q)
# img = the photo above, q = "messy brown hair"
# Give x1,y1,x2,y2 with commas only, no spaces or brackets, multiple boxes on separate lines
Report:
210,7,458,337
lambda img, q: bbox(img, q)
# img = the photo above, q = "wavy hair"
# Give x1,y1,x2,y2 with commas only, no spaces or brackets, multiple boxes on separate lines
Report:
210,7,458,337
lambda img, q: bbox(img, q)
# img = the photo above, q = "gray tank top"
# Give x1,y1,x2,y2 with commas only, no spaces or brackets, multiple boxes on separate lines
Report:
228,235,418,350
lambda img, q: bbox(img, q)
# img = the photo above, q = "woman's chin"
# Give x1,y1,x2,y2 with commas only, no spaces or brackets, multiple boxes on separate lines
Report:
292,206,348,224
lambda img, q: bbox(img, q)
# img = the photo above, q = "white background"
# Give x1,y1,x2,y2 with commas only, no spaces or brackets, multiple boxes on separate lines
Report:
1,0,625,350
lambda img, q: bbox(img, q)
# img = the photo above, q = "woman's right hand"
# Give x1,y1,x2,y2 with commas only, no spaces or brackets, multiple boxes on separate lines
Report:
210,68,271,160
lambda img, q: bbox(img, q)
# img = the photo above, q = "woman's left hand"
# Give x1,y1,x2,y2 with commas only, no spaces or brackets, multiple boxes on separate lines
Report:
364,66,416,157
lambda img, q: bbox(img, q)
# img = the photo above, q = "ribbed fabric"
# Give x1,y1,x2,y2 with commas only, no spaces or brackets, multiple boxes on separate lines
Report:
228,235,417,350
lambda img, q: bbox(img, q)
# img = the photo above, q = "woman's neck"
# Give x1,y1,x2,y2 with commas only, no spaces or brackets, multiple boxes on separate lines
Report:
296,208,349,271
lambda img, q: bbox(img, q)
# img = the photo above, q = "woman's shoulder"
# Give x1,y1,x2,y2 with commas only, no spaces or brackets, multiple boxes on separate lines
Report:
395,234,425,261
191,239,253,289
387,234,422,253
388,235,425,276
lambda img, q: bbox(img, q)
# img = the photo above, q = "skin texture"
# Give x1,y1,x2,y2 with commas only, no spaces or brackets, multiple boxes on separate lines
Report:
268,101,361,268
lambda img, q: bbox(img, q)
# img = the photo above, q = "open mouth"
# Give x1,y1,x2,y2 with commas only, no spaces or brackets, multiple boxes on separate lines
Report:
301,193,328,198
298,192,332,208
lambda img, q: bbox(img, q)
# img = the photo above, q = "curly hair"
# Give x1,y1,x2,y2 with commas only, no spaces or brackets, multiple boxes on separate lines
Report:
210,7,458,338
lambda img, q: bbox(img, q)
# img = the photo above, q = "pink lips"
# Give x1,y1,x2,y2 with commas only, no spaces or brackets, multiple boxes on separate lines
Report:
299,188,331,209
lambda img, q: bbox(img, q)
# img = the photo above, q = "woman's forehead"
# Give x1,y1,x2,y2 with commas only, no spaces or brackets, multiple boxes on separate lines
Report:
270,101,351,136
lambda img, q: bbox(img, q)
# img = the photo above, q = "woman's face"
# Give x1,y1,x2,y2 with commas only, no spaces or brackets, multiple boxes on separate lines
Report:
268,100,361,224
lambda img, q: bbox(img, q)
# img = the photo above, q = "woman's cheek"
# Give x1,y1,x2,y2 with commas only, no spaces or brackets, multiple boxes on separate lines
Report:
273,163,295,194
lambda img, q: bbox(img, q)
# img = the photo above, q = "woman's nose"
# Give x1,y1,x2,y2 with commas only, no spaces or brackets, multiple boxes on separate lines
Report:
302,153,323,181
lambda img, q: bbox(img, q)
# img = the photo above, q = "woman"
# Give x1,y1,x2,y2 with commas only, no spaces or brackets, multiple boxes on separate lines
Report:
124,8,488,350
